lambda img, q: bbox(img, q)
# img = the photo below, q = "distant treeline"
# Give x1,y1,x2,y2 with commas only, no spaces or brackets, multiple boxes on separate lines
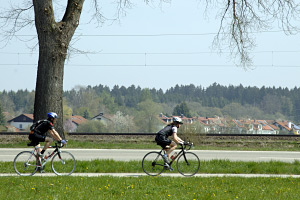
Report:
1,83,300,123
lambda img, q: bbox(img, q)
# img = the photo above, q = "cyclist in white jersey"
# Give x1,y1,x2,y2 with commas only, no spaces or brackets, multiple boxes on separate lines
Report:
155,117,184,169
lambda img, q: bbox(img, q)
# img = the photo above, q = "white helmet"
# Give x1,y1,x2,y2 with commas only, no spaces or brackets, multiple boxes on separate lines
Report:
173,117,183,124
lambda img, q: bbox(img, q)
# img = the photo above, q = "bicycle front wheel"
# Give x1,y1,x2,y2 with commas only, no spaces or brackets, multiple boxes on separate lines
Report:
51,151,76,176
176,152,200,176
142,151,165,176
14,151,38,176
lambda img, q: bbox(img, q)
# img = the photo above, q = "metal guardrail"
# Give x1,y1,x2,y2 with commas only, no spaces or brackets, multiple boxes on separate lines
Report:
0,132,299,137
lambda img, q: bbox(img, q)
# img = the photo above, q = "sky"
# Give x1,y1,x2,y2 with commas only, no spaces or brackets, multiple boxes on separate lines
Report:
0,1,299,92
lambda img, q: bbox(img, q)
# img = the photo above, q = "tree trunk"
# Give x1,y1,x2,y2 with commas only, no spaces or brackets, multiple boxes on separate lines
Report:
33,0,84,138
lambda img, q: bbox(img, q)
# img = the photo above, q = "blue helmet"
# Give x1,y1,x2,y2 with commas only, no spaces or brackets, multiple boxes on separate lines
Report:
47,112,58,119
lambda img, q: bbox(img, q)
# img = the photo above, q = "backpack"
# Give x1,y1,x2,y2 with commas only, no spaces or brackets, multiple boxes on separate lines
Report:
30,119,48,132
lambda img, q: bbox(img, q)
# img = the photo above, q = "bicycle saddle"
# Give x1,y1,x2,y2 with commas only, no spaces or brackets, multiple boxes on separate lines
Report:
27,142,35,146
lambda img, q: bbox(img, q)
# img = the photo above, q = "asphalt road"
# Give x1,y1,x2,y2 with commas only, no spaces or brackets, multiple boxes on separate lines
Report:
2,148,300,163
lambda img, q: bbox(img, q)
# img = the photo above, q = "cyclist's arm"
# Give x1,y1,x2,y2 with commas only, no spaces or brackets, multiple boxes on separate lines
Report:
172,132,184,144
48,129,62,142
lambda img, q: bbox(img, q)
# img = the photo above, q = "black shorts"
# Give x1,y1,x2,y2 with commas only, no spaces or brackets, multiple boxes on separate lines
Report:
155,134,171,148
28,132,46,146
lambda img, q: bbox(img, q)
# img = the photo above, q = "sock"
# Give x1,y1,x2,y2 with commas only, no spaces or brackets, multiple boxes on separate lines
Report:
41,150,45,155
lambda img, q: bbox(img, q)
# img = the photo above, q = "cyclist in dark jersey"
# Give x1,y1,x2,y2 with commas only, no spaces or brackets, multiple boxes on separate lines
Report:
155,117,184,169
28,112,66,159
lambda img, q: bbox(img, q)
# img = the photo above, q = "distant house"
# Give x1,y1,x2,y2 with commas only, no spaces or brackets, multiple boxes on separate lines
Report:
91,113,112,125
273,121,300,135
196,117,214,133
159,113,172,124
7,114,33,131
232,119,279,135
65,115,88,132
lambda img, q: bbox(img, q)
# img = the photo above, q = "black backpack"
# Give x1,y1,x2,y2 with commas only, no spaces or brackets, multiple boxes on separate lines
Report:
30,119,48,132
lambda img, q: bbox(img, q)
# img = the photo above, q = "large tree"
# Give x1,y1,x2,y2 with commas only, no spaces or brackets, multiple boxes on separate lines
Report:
32,0,84,136
0,0,299,136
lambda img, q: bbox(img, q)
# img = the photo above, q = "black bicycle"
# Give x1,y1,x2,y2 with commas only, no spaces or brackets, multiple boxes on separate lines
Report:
142,142,200,176
13,140,76,176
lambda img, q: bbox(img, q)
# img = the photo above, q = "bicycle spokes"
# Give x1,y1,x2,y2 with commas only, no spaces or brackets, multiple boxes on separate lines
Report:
142,152,166,176
176,152,200,176
14,151,39,176
51,151,76,176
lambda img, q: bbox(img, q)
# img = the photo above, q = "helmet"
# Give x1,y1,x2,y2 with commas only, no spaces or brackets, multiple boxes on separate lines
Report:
47,112,58,119
173,117,183,124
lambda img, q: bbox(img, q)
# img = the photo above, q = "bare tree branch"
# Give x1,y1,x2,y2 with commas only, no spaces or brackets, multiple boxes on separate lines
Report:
0,3,34,47
210,0,300,68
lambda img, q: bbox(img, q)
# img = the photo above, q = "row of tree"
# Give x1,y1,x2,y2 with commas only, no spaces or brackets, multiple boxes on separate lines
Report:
0,83,299,132
63,83,300,121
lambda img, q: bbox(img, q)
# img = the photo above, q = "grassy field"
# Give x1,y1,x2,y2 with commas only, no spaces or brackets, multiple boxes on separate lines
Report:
1,176,300,199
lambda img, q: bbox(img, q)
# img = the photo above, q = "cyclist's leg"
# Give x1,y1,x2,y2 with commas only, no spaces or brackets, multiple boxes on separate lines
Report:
165,141,177,158
42,136,53,152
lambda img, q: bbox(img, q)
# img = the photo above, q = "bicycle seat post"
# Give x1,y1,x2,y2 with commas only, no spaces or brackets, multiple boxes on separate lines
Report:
34,146,39,152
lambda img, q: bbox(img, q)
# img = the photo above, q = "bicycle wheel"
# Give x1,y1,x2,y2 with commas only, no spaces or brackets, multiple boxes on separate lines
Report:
142,151,165,176
51,151,76,176
14,151,38,176
176,152,200,176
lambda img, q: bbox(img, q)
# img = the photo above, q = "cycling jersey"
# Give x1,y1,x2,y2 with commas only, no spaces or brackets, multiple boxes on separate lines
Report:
155,125,177,148
34,120,54,136
157,125,177,137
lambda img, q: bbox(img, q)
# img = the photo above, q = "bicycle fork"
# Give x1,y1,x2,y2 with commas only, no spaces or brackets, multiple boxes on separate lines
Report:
182,152,191,166
56,149,66,165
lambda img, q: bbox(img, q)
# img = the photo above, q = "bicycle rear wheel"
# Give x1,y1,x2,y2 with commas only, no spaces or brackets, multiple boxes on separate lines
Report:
176,152,200,176
51,151,76,176
14,151,38,176
142,151,165,176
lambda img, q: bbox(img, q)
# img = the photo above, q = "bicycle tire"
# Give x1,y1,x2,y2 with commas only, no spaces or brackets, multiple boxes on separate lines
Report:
142,151,165,176
51,151,76,176
14,151,38,176
176,152,200,176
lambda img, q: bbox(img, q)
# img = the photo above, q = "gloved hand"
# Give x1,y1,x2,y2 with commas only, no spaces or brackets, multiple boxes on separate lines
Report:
60,140,66,144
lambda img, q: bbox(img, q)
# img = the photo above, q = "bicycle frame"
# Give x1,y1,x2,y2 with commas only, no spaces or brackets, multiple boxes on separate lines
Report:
168,143,192,166
30,143,64,168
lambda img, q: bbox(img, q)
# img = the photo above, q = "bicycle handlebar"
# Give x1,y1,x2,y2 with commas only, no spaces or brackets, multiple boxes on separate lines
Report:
54,140,68,148
179,142,193,150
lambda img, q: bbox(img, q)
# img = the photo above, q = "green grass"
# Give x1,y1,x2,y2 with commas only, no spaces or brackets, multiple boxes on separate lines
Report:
1,176,300,199
4,159,300,175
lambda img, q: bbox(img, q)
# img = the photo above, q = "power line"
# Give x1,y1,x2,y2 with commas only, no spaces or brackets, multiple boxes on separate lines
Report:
1,50,300,55
0,63,300,68
9,30,288,37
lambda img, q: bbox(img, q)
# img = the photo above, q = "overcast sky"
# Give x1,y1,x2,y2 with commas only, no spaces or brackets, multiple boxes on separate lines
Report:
0,1,299,92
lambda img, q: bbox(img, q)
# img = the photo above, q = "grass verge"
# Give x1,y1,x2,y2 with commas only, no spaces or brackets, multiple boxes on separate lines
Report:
1,176,300,199
3,159,300,174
